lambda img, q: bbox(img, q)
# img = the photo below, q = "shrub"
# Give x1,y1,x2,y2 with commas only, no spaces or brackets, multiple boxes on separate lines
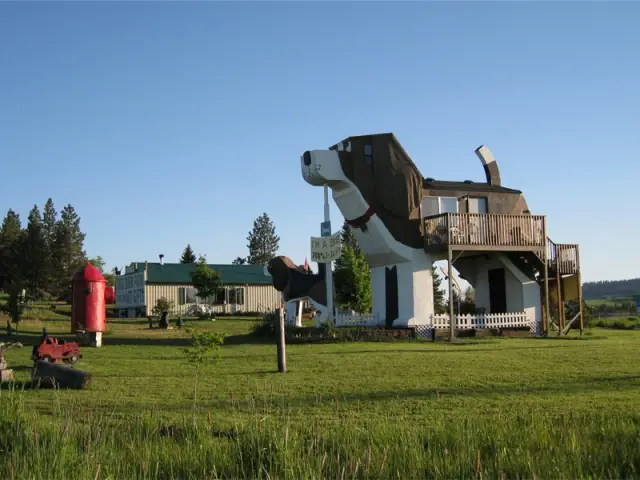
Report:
152,297,174,315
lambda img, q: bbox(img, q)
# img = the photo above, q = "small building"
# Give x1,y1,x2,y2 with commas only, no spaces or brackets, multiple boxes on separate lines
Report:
115,262,280,317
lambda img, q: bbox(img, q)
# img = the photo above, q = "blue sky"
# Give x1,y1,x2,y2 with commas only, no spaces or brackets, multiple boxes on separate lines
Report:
1,2,638,282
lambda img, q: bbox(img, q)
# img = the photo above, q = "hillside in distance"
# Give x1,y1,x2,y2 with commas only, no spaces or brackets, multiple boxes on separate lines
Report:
583,278,640,300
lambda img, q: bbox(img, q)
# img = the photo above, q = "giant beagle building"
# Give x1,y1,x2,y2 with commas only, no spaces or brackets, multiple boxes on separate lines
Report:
300,133,583,338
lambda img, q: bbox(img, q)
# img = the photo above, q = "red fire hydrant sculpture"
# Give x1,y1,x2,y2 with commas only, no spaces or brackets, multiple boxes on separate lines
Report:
71,262,111,347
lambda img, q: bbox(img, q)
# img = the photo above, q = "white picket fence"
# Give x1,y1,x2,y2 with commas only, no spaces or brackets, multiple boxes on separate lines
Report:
431,311,530,329
334,313,379,328
415,311,537,339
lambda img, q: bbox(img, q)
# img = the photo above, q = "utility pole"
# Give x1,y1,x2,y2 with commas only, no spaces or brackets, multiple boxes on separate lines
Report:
322,184,334,323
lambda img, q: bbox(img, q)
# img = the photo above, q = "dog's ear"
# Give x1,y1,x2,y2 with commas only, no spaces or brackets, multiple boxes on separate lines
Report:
268,257,291,292
371,135,422,219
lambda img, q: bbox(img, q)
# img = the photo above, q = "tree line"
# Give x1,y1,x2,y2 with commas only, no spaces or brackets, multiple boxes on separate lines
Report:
0,199,89,322
582,278,640,300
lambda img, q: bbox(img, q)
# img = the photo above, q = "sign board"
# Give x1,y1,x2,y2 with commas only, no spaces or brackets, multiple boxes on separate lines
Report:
310,231,342,263
320,221,331,237
115,271,146,309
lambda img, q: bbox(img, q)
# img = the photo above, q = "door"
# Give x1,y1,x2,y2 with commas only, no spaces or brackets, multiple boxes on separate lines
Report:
488,268,507,313
385,266,399,328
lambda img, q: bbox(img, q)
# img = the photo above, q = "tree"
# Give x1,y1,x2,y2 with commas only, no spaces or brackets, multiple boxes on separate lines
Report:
42,198,58,293
103,273,115,287
181,327,225,423
190,256,221,300
152,297,175,315
50,205,87,298
89,256,105,273
334,236,372,313
246,213,280,265
22,205,47,296
0,210,24,292
232,257,247,265
341,221,360,253
0,288,27,330
180,244,197,264
432,266,446,314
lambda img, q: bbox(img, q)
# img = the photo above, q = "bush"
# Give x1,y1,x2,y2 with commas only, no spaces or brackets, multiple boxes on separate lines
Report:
251,311,278,337
152,297,174,315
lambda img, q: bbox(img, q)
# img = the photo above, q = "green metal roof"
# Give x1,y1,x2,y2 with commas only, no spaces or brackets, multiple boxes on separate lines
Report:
129,262,273,285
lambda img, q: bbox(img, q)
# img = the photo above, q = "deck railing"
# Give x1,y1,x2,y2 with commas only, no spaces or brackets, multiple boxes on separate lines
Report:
423,213,546,249
547,239,579,274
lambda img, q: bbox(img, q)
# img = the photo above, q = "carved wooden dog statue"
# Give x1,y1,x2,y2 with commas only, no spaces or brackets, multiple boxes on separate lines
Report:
267,256,328,308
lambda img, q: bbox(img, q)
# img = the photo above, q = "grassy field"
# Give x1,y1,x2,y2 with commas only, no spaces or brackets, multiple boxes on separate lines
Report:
585,295,634,307
2,308,640,478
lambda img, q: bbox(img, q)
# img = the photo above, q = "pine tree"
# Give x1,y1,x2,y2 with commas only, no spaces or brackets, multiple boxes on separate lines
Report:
246,213,280,265
22,205,47,296
232,257,247,265
352,250,372,313
180,244,197,264
50,204,87,298
340,221,360,253
432,266,446,314
334,244,356,307
89,256,106,273
0,210,24,291
460,285,476,314
334,238,372,313
42,198,57,250
42,198,57,293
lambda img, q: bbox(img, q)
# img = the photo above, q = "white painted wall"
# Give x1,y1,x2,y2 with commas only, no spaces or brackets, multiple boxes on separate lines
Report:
455,254,541,326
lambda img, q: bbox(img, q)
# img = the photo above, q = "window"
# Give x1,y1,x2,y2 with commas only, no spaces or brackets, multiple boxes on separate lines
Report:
421,197,439,217
364,144,373,165
178,287,199,305
439,197,458,214
421,196,459,217
467,197,488,214
228,287,245,305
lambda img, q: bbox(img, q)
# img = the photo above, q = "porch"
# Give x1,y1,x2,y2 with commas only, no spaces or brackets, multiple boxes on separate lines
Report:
423,213,546,252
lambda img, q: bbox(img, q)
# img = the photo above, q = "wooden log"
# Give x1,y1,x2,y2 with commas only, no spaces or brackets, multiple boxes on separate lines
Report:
31,360,92,389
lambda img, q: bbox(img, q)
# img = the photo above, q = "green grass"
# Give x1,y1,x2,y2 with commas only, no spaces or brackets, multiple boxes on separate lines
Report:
2,310,640,478
591,315,640,329
586,296,634,307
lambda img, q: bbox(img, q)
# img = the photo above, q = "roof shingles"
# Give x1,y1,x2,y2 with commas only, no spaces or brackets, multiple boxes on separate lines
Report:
131,263,273,285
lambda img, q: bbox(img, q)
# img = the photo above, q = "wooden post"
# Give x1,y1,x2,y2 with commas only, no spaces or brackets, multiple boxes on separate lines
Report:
448,246,455,342
576,245,584,336
276,304,287,373
556,265,563,336
542,219,551,336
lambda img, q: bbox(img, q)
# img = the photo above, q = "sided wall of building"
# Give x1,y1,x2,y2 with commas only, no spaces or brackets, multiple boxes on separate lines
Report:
144,283,281,315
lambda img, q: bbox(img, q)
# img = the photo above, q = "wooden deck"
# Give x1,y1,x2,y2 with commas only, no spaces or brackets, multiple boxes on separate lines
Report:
547,240,579,275
423,213,547,252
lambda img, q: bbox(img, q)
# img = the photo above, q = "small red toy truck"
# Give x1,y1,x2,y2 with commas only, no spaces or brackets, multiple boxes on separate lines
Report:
31,337,83,364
